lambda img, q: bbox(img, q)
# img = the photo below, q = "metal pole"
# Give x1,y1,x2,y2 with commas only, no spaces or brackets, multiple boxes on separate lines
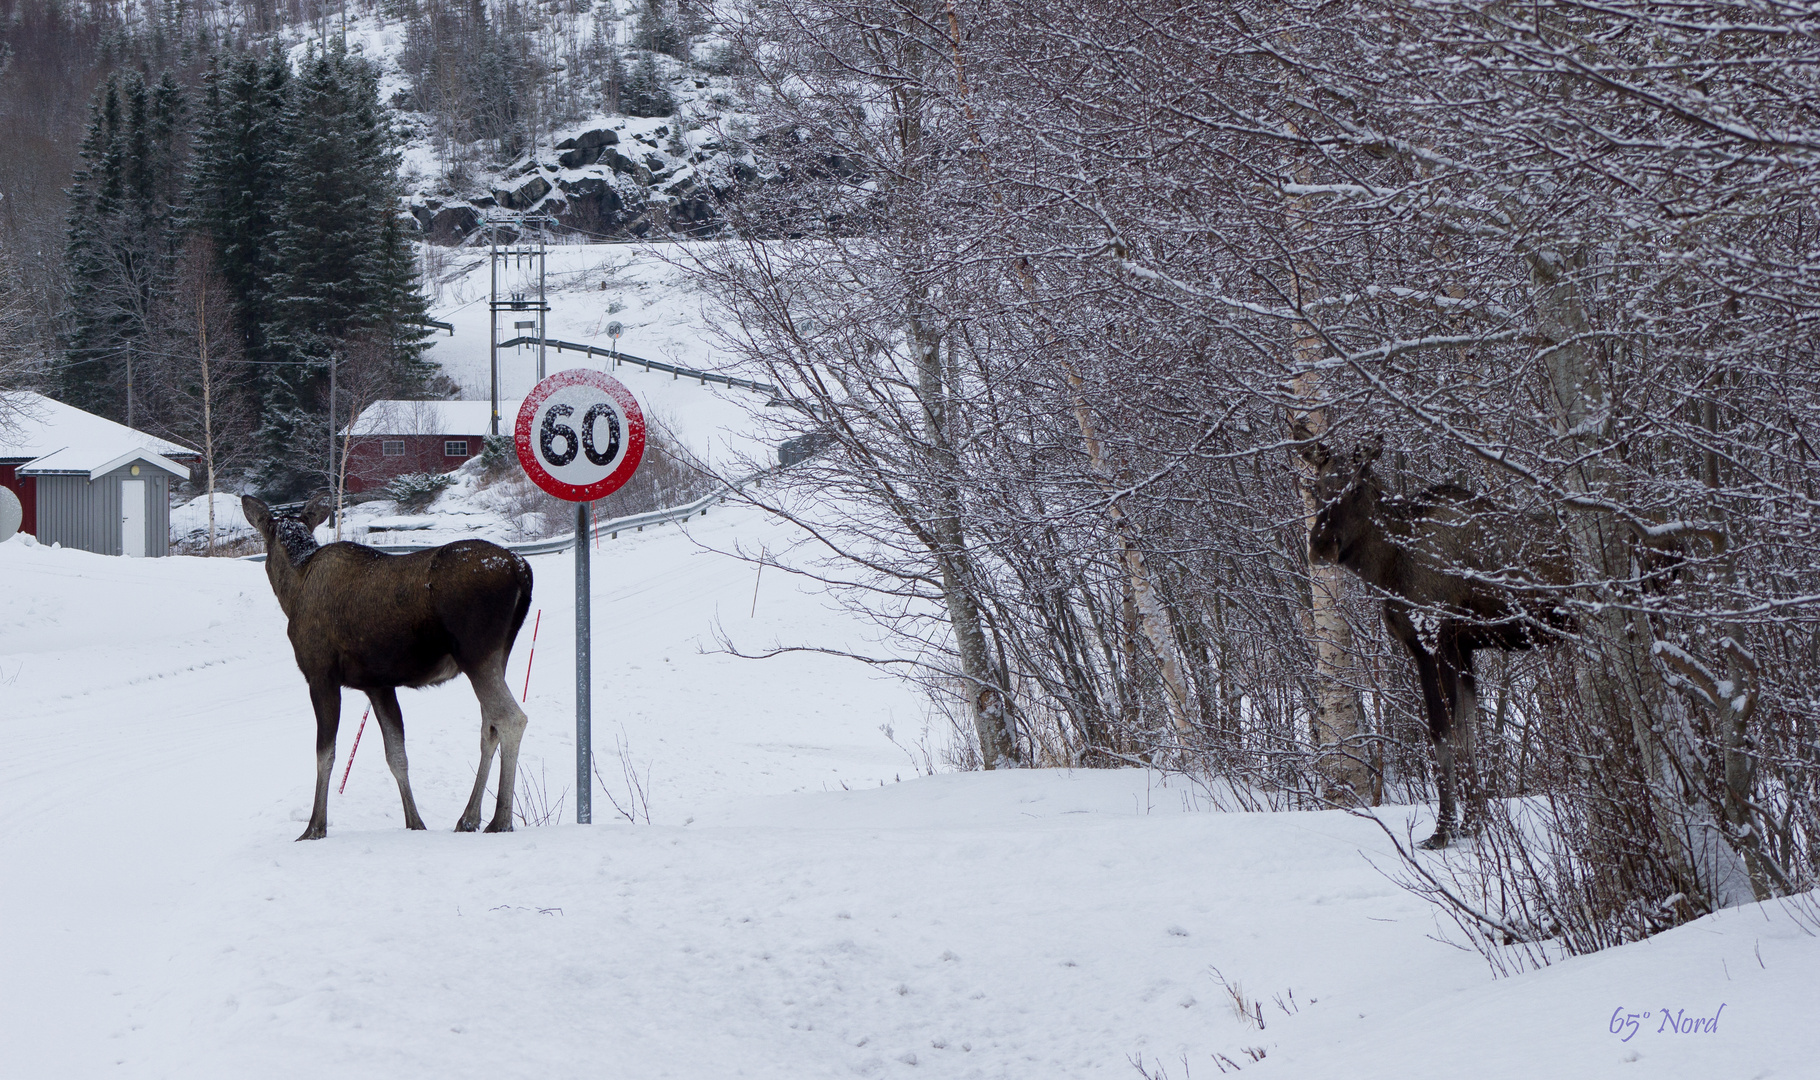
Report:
575,498,592,824
327,355,336,506
537,227,548,381
489,228,500,437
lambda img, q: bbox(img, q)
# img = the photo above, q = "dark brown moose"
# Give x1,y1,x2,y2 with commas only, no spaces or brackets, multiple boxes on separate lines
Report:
1302,436,1573,848
244,495,534,840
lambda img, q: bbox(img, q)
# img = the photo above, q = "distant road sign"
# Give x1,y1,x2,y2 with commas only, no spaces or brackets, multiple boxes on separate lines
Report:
515,368,646,502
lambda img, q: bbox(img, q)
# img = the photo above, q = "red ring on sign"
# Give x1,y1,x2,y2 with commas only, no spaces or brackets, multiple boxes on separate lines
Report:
514,368,647,502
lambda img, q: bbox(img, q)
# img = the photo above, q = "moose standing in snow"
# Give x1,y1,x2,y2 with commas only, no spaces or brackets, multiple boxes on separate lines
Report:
1300,434,1575,848
244,495,535,840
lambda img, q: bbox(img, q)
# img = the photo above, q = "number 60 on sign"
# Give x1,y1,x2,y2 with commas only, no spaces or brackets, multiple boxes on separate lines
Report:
514,368,646,502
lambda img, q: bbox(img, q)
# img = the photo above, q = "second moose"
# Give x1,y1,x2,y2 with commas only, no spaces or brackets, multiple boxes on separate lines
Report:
1302,435,1574,847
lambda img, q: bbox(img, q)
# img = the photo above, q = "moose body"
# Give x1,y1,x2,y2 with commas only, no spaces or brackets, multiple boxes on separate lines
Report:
245,496,534,840
1305,440,1572,847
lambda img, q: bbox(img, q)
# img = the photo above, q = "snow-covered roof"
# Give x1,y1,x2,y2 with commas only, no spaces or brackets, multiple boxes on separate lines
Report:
343,399,517,437
1,392,194,480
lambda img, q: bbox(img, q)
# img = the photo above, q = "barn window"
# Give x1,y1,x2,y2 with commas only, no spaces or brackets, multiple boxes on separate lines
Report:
382,440,406,456
444,439,469,457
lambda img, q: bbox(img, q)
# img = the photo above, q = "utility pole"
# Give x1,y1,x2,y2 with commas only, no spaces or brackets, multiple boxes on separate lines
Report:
327,351,339,536
490,225,499,436
539,226,548,381
488,215,552,436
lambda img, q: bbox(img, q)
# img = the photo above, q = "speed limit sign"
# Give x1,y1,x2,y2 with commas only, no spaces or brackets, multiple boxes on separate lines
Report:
514,368,646,502
514,367,646,830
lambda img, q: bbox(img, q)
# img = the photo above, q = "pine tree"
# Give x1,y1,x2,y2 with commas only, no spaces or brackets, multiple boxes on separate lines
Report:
63,75,128,418
188,50,290,365
257,44,431,497
621,50,676,118
62,70,187,426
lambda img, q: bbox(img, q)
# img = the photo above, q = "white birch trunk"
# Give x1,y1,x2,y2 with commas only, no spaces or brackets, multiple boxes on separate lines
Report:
1284,150,1371,802
1061,359,1194,737
1525,245,1718,904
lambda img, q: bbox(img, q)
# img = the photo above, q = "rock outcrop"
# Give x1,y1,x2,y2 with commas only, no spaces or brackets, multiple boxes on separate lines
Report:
404,117,839,245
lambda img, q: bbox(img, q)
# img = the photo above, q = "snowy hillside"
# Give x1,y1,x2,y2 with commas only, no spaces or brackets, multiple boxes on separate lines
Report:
3,498,1813,1079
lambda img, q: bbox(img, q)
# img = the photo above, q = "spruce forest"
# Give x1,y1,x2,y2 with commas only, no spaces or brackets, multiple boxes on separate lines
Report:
4,0,1820,976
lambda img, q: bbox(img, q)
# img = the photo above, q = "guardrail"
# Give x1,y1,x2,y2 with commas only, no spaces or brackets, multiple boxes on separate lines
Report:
244,469,771,562
495,335,779,397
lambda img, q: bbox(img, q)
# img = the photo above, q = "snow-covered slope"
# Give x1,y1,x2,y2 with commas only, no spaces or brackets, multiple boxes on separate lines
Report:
4,498,1812,1080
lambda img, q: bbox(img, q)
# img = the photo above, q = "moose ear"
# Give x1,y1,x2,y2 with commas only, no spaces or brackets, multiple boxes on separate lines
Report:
1354,433,1384,470
301,493,333,532
241,496,273,537
1289,416,1332,469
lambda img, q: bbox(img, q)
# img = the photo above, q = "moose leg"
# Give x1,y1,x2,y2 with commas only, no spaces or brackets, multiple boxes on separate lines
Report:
1432,634,1478,844
299,680,342,841
1441,637,1483,837
455,664,530,833
367,688,427,831
455,718,500,833
1386,609,1457,849
478,667,530,833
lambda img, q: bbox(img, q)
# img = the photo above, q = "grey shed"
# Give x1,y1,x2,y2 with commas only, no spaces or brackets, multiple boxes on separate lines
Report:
3,393,194,557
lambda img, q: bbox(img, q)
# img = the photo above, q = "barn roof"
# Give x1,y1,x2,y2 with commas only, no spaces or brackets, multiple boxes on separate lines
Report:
342,399,516,437
0,393,195,479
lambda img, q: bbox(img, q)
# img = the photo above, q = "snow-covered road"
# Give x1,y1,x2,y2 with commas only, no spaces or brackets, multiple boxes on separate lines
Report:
2,503,1813,1079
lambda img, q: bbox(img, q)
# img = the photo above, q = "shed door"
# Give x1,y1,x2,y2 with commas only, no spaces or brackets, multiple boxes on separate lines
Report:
121,479,146,558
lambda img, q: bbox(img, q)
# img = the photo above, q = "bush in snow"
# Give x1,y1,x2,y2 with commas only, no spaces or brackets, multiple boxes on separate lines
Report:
478,433,517,477
385,471,456,511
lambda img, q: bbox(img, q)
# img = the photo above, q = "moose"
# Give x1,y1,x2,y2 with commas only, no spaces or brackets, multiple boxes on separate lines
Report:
1301,435,1574,848
243,494,535,840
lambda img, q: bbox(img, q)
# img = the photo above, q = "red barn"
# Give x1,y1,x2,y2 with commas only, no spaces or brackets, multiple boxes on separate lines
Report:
341,399,514,493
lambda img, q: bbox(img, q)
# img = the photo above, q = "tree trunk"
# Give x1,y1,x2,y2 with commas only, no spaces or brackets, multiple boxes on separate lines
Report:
1279,121,1371,803
199,281,217,556
911,313,1019,768
1525,244,1722,905
1061,360,1195,738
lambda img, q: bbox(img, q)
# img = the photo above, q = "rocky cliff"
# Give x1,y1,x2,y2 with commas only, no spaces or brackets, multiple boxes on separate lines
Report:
406,114,754,245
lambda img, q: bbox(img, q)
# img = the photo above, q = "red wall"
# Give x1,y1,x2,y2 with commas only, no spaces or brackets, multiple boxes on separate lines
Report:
0,463,36,535
343,434,485,493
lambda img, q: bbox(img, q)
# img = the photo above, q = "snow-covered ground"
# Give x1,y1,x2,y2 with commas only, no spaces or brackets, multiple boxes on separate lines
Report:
4,490,1814,1079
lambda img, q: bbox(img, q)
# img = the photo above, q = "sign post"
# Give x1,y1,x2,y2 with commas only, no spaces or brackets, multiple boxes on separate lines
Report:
514,368,646,824
575,500,590,822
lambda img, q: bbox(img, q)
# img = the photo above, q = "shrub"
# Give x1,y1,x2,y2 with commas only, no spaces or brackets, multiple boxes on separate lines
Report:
386,471,456,511
478,433,517,476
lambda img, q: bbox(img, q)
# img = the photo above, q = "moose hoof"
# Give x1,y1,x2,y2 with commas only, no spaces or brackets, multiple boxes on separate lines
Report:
295,823,328,841
454,818,481,833
1418,829,1452,850
484,819,515,834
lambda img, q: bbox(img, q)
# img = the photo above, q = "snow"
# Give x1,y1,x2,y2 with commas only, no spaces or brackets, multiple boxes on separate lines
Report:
170,491,257,546
341,398,507,437
0,390,195,478
3,491,1813,1078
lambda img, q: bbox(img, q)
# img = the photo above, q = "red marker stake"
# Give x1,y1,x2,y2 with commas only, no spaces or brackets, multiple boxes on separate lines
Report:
521,608,543,702
337,707,370,794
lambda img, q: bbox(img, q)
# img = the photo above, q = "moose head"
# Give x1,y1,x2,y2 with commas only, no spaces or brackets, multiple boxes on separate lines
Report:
1303,432,1384,569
